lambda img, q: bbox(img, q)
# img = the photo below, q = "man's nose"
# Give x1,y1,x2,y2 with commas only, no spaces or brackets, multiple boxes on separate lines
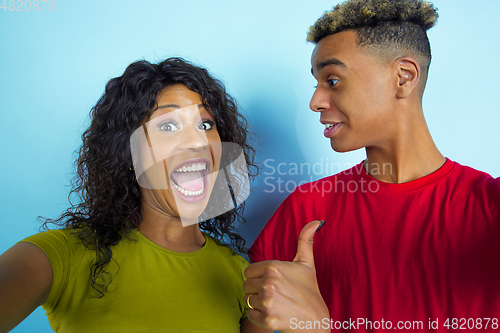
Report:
310,88,332,113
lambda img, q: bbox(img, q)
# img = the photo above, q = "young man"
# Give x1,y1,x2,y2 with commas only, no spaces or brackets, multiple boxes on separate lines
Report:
243,0,500,332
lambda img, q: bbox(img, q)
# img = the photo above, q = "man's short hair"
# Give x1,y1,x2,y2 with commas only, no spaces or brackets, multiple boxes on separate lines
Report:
307,0,438,89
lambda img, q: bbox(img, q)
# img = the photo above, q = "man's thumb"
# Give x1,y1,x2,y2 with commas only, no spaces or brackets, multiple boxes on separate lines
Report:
293,220,324,266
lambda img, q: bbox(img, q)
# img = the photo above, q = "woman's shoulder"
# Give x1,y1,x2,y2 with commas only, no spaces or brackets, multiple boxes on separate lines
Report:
20,228,84,250
18,228,92,313
21,228,79,245
19,228,90,271
204,233,250,271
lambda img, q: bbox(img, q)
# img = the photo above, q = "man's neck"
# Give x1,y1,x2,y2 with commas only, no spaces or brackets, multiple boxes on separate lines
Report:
364,115,446,184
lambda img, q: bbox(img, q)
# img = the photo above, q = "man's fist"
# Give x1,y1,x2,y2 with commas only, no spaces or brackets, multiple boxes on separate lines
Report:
243,220,329,332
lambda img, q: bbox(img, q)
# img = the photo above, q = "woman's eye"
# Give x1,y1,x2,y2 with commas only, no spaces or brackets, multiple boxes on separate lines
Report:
199,120,215,131
159,122,179,132
328,79,339,87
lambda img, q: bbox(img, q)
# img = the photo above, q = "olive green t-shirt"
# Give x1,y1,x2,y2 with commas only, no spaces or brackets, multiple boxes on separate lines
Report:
22,229,249,332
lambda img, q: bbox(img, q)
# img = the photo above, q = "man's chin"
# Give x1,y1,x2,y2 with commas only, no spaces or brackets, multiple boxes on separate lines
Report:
330,140,358,153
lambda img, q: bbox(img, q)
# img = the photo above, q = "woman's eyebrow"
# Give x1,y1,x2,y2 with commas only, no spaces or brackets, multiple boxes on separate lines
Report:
157,104,179,109
157,104,205,109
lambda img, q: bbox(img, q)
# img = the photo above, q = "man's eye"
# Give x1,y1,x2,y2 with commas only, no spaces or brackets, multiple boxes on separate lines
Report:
328,79,339,87
199,120,215,131
159,122,179,132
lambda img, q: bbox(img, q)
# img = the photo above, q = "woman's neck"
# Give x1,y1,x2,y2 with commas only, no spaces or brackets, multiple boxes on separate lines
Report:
138,197,206,253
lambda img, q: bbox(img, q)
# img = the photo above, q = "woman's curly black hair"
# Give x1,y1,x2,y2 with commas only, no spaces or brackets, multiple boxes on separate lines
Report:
41,57,258,297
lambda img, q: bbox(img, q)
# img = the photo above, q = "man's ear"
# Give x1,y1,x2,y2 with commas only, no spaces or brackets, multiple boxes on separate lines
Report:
395,57,420,98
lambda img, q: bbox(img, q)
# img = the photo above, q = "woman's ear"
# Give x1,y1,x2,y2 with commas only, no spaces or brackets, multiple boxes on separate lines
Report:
396,57,420,98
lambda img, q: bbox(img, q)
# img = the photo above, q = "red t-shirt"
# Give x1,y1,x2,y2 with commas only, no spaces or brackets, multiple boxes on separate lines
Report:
249,159,500,332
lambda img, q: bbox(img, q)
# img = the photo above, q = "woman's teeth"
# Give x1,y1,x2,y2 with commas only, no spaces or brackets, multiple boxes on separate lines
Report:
173,182,205,197
175,162,207,173
172,161,207,197
325,123,336,129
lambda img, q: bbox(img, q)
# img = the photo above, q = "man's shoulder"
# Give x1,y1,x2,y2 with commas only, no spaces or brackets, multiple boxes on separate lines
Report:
448,161,500,202
448,160,499,186
249,163,367,260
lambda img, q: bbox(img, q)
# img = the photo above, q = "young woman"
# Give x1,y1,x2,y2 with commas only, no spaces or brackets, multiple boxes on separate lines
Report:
0,58,269,333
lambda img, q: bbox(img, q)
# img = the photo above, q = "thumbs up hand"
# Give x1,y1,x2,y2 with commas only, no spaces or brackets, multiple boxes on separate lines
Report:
243,221,330,332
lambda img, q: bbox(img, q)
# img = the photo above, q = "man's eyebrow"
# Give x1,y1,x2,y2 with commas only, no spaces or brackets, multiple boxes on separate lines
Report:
311,58,348,75
157,103,205,109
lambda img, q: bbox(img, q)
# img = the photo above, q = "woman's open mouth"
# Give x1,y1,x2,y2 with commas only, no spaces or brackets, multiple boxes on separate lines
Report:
170,158,211,202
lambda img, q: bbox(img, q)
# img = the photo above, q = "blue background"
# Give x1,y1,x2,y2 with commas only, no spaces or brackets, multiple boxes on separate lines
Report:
1,0,499,331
